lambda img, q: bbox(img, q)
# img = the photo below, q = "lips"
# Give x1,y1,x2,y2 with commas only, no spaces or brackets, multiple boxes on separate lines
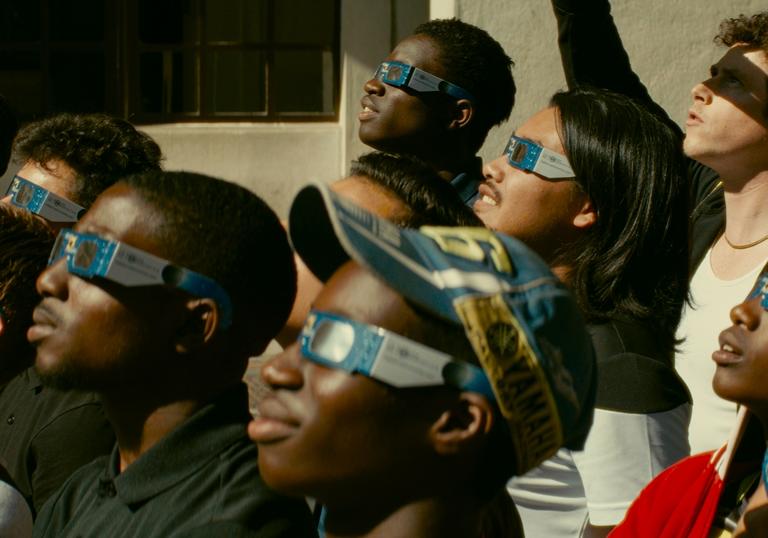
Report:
248,394,302,444
473,181,501,210
359,96,378,121
27,301,60,344
712,328,744,366
686,108,703,126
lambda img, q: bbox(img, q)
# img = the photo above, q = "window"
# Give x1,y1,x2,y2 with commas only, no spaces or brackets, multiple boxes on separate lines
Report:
0,0,340,123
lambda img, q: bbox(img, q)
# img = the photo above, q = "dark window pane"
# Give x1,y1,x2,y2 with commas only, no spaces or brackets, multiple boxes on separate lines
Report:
50,0,104,42
205,0,266,43
0,0,41,43
204,50,265,113
273,50,334,114
274,0,335,45
139,51,197,114
139,0,197,45
49,51,105,112
0,51,42,117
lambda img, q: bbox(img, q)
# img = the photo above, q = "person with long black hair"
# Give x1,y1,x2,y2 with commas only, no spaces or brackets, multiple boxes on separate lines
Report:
475,87,691,537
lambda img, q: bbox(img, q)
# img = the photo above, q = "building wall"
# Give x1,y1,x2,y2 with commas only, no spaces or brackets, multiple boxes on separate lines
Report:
140,0,429,219
4,1,765,217
456,0,767,163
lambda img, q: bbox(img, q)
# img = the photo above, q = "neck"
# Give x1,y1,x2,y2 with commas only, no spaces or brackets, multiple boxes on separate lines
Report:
722,170,768,242
378,138,477,182
426,153,478,183
324,495,483,538
102,388,204,472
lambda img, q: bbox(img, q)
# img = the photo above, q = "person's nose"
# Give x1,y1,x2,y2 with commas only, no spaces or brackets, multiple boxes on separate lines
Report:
690,80,713,106
36,257,69,301
261,342,305,390
729,296,763,332
363,75,386,97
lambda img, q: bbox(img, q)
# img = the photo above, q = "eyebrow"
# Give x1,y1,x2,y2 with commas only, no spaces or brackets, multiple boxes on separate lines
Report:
511,131,545,147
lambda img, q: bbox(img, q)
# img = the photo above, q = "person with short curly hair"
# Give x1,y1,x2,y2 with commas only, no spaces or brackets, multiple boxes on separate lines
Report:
4,113,161,223
359,19,515,204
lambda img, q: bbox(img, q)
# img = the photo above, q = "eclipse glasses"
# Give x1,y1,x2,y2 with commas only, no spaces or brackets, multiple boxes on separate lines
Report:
300,309,495,399
49,228,234,328
5,175,85,222
748,274,768,310
374,61,475,102
504,136,574,179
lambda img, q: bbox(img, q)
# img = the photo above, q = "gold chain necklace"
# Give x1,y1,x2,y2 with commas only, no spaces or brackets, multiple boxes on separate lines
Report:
724,232,768,250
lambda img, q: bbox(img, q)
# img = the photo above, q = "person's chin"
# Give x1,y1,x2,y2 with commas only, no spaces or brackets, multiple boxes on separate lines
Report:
34,354,86,391
357,124,381,148
712,369,745,404
681,133,711,161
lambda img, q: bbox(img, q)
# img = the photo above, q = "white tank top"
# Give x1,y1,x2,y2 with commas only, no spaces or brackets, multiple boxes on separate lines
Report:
675,248,764,454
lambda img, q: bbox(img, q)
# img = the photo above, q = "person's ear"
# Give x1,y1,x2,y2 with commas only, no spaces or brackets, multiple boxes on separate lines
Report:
572,195,597,230
0,312,5,336
175,298,219,354
429,392,495,455
448,99,474,130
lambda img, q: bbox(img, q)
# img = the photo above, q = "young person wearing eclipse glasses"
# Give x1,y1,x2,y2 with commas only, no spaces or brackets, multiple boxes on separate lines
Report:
31,170,316,537
476,87,692,536
613,266,768,537
2,112,161,228
251,183,597,538
359,19,516,204
0,112,159,515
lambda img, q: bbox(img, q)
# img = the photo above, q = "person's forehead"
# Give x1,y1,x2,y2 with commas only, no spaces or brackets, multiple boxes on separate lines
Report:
75,183,163,255
15,159,77,200
716,46,768,92
313,261,422,337
514,107,566,156
386,34,446,79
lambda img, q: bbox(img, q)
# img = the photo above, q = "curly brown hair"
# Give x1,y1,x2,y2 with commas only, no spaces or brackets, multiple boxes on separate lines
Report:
14,113,162,208
715,11,768,52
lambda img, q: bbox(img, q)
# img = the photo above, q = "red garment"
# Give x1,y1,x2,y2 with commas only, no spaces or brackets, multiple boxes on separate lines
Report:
609,449,725,537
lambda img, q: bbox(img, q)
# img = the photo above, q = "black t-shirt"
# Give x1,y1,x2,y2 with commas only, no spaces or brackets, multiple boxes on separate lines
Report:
0,367,114,515
33,384,317,538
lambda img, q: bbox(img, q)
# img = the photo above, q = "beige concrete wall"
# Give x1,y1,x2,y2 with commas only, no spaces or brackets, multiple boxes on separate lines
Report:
140,123,341,218
5,1,765,218
137,0,427,220
452,0,767,163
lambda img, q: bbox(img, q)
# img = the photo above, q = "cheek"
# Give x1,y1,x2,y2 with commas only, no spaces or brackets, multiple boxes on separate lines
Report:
383,93,433,129
60,285,152,358
258,370,402,495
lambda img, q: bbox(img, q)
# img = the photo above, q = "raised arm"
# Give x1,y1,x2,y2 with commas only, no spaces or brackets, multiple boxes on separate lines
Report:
552,0,679,135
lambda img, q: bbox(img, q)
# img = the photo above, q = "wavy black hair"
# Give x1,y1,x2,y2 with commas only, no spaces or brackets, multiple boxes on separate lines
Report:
550,87,689,350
